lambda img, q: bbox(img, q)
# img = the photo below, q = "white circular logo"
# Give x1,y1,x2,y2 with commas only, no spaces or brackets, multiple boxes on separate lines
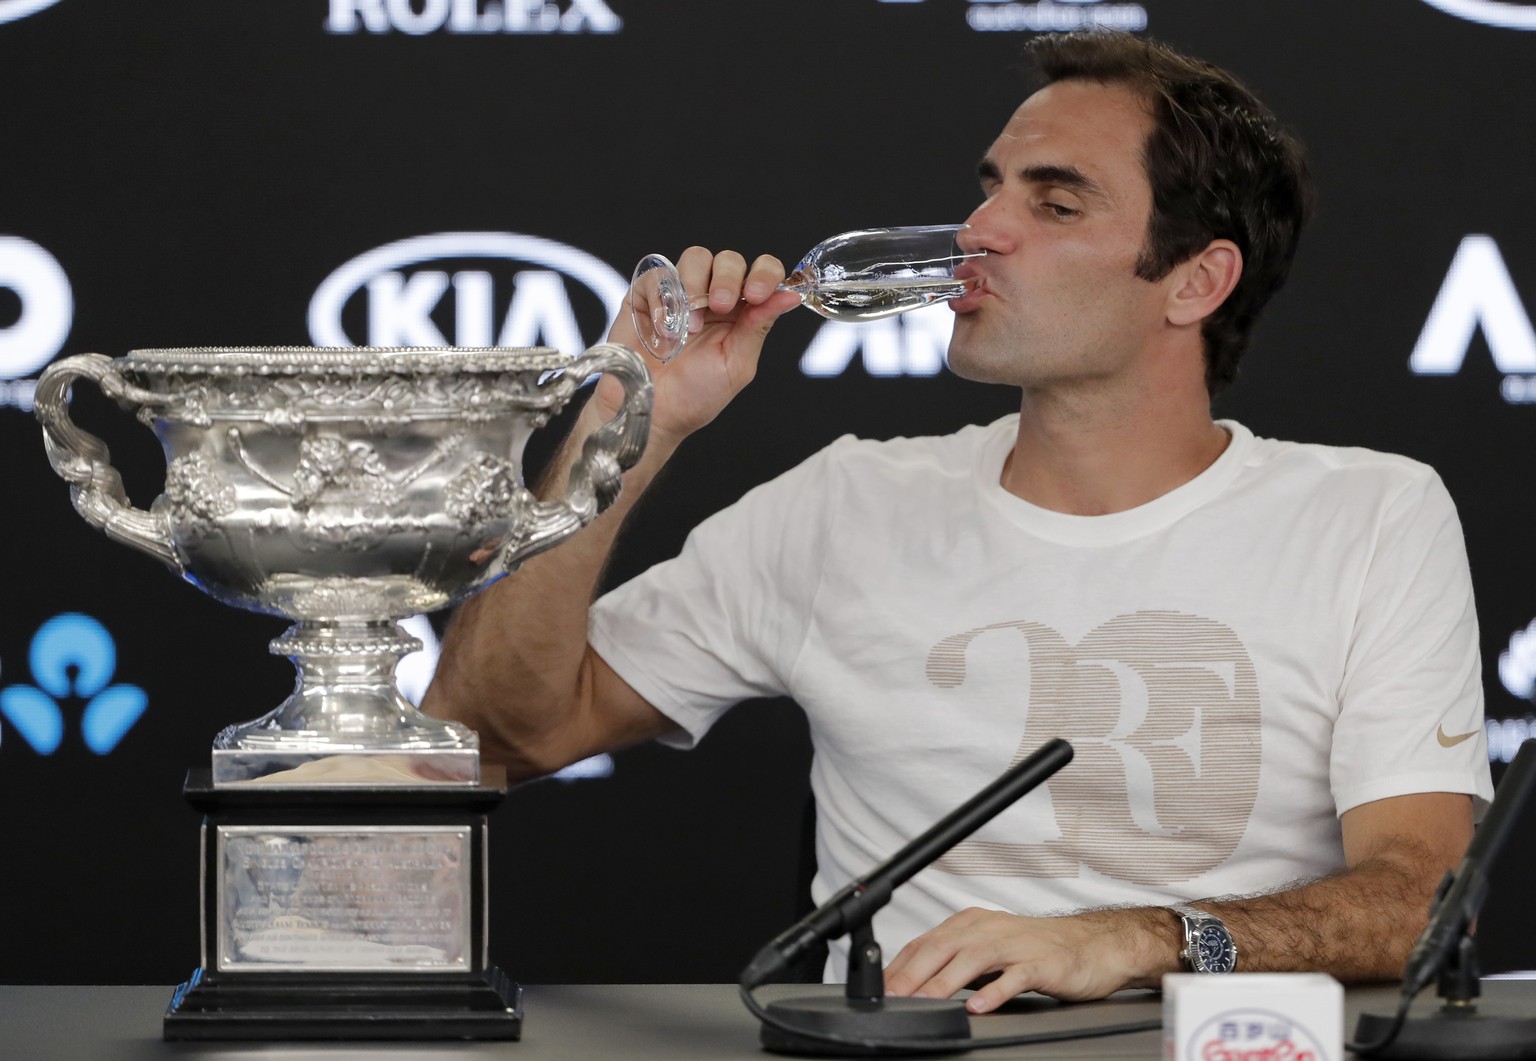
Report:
308,231,627,350
1420,0,1536,28
0,0,64,25
0,236,74,378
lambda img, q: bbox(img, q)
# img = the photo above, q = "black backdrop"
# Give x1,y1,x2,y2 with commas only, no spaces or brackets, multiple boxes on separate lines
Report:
5,0,1536,986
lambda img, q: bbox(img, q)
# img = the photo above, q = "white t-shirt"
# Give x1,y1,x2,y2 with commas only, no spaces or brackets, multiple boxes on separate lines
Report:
589,416,1493,978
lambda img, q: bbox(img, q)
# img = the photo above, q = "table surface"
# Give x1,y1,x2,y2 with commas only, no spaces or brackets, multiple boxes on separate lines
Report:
0,980,1515,1061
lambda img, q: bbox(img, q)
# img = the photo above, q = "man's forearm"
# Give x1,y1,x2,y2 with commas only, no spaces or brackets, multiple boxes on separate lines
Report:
422,401,680,778
886,832,1451,1009
1124,835,1446,987
1005,845,1440,1000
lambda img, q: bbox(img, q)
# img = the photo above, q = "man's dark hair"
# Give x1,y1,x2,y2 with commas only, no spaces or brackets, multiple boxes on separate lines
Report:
1026,31,1315,397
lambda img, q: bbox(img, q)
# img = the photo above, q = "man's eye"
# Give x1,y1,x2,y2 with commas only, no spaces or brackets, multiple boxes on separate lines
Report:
1042,202,1079,219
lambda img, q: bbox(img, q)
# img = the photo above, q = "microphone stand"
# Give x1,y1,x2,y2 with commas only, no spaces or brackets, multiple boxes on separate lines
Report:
740,738,1074,1056
1353,738,1536,1059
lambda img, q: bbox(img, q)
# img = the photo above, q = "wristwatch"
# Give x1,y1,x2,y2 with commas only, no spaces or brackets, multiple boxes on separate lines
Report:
1171,903,1238,974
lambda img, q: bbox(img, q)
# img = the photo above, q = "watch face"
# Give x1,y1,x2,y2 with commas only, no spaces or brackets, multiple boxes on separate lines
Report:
1195,924,1237,973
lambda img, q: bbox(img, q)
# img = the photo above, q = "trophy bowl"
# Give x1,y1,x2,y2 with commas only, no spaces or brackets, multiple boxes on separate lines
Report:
34,344,651,784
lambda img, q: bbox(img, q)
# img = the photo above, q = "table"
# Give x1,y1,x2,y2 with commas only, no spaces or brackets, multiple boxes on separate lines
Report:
0,981,1518,1060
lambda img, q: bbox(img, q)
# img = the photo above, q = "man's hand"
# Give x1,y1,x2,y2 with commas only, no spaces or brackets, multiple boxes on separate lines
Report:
883,906,1174,1013
595,247,802,448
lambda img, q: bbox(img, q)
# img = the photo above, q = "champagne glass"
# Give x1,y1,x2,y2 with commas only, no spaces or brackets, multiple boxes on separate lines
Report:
629,223,984,363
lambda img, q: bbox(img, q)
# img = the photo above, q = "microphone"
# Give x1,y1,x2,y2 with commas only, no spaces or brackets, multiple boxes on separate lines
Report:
1353,738,1536,1058
739,738,1074,1055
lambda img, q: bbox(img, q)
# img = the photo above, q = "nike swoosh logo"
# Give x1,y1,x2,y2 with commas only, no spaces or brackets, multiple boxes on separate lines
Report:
1437,725,1480,748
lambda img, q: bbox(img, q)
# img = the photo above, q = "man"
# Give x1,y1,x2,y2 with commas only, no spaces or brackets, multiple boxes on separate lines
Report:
424,31,1491,1011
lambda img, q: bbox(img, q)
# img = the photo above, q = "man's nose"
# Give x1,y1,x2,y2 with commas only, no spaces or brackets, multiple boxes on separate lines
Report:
957,200,1014,256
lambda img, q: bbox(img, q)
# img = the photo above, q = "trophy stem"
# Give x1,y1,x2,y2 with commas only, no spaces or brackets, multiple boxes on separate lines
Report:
210,619,479,785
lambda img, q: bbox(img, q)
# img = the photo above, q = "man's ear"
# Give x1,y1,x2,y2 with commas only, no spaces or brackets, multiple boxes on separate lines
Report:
1166,239,1243,327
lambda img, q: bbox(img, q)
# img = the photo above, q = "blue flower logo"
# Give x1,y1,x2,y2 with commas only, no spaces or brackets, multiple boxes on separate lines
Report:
0,613,147,754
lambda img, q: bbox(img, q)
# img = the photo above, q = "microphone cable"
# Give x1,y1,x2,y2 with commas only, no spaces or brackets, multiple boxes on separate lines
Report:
1344,1000,1408,1056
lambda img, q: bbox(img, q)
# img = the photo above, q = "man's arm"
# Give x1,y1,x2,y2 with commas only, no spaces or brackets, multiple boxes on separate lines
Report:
421,248,801,781
882,791,1474,1011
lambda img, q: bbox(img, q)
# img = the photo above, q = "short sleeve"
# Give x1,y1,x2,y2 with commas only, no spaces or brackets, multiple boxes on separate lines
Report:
588,438,850,748
1330,467,1493,816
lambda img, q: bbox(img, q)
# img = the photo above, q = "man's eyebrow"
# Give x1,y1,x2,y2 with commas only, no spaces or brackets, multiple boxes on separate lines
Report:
1025,163,1101,192
975,158,1111,203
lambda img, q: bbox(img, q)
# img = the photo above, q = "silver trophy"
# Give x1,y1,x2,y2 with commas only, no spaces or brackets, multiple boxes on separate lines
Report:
34,344,651,1040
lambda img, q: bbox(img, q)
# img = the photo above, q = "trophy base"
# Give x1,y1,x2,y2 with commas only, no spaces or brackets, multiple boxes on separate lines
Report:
164,965,523,1040
170,767,517,1041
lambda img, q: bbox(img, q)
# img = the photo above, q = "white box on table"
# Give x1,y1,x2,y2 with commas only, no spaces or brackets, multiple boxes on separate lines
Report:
1162,972,1343,1061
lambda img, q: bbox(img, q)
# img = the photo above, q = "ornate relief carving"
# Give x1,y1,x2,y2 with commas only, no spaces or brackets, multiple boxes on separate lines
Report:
164,452,237,525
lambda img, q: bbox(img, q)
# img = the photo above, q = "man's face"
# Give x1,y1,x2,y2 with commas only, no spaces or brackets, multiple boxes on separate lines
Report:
947,79,1177,389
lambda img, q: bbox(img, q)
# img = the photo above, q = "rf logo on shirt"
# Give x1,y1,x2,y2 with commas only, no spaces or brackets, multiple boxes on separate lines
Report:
926,610,1261,885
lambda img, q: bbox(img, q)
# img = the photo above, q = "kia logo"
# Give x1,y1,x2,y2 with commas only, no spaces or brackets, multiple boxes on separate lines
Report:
1420,0,1536,28
308,231,628,351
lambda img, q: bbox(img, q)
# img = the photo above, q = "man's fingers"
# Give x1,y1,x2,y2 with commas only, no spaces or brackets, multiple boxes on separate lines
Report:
887,933,1032,1012
743,254,787,304
913,960,984,1002
736,288,802,337
707,250,748,311
966,966,1033,1014
886,910,1048,1006
885,915,997,999
886,910,1145,1009
655,249,793,349
674,247,749,313
883,936,954,998
675,245,715,295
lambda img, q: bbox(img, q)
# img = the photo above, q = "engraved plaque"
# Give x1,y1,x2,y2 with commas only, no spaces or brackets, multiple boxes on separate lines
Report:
216,825,473,973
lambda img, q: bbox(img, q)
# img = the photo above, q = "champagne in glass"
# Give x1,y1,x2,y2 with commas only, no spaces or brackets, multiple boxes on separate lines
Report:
798,277,975,321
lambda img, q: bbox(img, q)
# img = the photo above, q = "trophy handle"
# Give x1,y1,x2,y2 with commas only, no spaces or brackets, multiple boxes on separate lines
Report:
504,342,653,568
33,352,179,570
